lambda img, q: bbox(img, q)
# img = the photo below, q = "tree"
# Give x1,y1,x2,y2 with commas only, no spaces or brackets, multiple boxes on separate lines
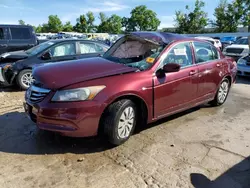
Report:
175,0,208,34
86,11,95,32
99,12,107,23
211,0,235,32
36,25,43,33
63,21,73,32
122,5,161,31
97,14,122,34
47,15,62,32
74,15,88,33
233,0,250,32
97,12,108,33
18,20,25,25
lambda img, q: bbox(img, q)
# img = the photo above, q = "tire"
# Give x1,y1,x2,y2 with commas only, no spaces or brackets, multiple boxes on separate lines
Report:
210,78,230,106
103,99,137,146
16,69,34,90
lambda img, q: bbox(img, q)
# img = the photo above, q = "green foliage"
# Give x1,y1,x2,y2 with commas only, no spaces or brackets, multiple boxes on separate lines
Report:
47,15,63,33
175,0,208,34
122,5,161,32
211,0,250,32
86,11,95,32
74,15,87,33
18,20,25,25
63,21,73,32
97,13,122,34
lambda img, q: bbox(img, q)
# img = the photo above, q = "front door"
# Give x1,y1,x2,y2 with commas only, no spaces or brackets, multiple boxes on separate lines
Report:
154,42,199,118
193,42,224,98
44,42,78,63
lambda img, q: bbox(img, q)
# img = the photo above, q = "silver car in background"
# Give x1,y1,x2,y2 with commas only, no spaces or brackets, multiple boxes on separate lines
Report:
237,55,250,77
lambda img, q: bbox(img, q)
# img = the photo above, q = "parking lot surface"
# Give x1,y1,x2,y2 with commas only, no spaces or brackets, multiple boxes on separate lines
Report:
0,78,250,188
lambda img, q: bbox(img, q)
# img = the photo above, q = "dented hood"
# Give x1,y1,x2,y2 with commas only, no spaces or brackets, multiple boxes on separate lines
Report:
33,57,137,89
0,51,28,64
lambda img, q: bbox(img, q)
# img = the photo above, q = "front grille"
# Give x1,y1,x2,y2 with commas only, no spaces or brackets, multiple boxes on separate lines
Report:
226,48,244,54
28,85,50,103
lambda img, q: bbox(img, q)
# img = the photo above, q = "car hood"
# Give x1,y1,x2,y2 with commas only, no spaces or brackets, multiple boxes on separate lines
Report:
226,44,249,49
33,57,138,90
0,50,28,64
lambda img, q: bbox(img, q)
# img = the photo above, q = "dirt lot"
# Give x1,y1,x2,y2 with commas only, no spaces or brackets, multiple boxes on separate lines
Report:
0,77,250,188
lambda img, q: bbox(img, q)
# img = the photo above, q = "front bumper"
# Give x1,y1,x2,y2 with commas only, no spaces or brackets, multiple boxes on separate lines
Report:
223,53,248,61
24,92,107,137
237,65,250,77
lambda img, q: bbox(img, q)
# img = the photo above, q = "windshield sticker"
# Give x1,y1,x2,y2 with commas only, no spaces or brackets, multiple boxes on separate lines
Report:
1,53,10,58
146,57,155,63
174,49,186,56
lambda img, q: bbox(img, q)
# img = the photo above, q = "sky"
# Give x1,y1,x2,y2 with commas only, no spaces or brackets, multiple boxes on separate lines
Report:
0,0,234,29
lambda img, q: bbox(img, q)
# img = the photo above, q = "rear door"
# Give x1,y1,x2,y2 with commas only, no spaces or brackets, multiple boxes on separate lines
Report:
0,26,9,54
77,41,108,59
193,41,223,98
8,27,35,52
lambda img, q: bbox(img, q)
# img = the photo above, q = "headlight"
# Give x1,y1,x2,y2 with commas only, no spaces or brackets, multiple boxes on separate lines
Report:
237,58,247,65
51,86,106,102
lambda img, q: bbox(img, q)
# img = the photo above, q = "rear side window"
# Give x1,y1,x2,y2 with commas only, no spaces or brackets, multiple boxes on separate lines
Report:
193,42,216,63
79,42,107,54
10,28,31,39
211,46,220,59
0,28,4,39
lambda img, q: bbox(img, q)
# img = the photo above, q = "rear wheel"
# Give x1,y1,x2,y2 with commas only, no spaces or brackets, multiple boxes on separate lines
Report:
103,99,137,146
210,78,230,106
16,69,34,90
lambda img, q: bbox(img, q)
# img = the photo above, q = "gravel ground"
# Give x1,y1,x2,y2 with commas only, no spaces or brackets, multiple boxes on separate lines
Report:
0,77,250,188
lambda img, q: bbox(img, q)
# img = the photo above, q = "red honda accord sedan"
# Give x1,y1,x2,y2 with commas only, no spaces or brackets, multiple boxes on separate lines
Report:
24,32,237,145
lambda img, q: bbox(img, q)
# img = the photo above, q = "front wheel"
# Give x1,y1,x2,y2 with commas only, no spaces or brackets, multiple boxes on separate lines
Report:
103,99,137,146
16,69,34,90
210,78,230,106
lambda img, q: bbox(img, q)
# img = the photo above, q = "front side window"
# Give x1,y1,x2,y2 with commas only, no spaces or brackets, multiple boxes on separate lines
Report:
10,28,31,39
193,42,215,63
162,42,193,68
50,43,76,57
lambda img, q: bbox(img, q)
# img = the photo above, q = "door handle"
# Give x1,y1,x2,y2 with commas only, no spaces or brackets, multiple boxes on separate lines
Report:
0,44,7,47
189,70,197,76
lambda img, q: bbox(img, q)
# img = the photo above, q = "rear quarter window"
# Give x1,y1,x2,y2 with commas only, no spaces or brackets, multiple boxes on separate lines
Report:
10,27,31,40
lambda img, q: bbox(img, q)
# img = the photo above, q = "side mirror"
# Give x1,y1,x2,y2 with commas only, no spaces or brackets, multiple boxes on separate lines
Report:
41,51,51,60
156,63,181,78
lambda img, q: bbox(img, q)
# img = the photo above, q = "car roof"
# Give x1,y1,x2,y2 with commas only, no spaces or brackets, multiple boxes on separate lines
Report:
45,39,109,46
195,36,216,41
130,31,190,44
0,24,33,28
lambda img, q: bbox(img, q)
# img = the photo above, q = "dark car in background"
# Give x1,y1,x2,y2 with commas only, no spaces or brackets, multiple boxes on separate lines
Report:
24,32,237,145
0,39,109,89
0,25,38,54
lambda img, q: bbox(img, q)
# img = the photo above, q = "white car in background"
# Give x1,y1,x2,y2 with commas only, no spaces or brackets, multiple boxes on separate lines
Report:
195,36,222,50
223,37,249,60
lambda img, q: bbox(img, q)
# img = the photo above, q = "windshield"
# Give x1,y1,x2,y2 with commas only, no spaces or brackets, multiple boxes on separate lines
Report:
104,38,165,71
26,41,55,56
235,38,248,45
